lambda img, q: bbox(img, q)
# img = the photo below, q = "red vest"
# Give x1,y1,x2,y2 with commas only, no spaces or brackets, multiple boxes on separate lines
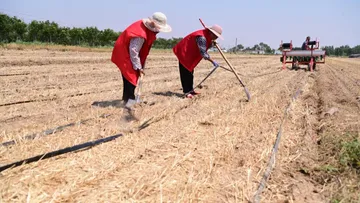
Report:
111,20,156,86
173,29,213,72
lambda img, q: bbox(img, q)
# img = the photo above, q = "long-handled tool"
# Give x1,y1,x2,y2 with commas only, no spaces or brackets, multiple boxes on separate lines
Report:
123,74,144,121
199,18,251,101
214,42,251,101
219,65,233,73
183,66,219,96
135,74,143,103
125,73,144,108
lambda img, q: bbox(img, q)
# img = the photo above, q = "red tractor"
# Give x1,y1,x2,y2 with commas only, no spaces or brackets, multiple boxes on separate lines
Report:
280,39,326,71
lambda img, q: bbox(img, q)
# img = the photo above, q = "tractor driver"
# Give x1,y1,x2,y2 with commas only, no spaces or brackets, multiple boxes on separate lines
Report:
302,36,310,50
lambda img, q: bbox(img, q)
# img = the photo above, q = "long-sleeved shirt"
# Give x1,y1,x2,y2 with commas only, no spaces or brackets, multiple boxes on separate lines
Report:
129,37,145,70
195,36,210,60
301,41,307,50
129,36,210,70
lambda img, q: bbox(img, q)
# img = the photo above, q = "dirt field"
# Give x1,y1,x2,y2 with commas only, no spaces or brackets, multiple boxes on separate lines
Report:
1,48,359,202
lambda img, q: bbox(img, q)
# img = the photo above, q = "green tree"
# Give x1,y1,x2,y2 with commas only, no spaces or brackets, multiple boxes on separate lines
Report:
82,26,100,46
0,14,26,42
342,45,352,56
42,21,59,43
153,38,167,49
229,44,244,52
99,28,118,46
168,37,182,48
252,44,260,51
27,20,43,42
322,46,334,56
352,45,360,54
69,27,83,45
0,14,11,42
236,44,244,50
11,16,27,41
57,27,71,45
334,47,343,56
259,42,273,54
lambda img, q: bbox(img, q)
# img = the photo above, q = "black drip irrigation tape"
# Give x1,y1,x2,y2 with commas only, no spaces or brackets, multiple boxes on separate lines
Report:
253,74,308,203
0,99,40,107
0,134,122,173
0,73,30,77
1,114,112,147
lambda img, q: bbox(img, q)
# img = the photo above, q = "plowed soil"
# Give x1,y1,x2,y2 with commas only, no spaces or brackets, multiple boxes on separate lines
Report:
1,48,359,202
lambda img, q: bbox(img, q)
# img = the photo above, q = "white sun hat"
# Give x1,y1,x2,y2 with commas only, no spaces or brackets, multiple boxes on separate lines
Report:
206,24,224,40
142,12,172,33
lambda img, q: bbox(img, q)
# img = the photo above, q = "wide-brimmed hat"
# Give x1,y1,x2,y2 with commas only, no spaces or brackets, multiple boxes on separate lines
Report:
205,24,223,40
142,12,172,33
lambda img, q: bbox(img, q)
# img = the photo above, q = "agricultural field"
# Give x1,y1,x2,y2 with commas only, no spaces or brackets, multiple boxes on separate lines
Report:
0,47,359,202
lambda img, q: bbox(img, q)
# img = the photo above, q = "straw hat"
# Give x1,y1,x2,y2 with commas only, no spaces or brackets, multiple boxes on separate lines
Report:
142,12,172,33
206,24,224,40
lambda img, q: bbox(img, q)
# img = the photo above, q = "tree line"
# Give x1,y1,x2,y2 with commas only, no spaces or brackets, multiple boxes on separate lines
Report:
321,45,360,57
1,13,359,54
228,42,275,54
0,13,182,48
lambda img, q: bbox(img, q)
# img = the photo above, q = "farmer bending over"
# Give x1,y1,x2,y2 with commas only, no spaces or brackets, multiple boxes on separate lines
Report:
111,12,172,108
173,24,223,98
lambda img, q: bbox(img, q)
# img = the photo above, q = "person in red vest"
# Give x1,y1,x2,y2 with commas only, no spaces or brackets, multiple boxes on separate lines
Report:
111,12,172,108
173,24,223,98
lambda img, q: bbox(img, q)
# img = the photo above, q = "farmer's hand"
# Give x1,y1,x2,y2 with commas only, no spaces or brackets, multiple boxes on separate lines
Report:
212,61,219,68
212,40,218,47
138,69,145,76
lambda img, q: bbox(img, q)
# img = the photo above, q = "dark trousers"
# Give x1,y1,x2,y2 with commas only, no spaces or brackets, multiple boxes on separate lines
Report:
179,63,194,93
122,74,136,102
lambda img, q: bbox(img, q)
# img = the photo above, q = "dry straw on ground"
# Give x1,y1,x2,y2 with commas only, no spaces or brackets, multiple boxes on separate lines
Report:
0,47,359,202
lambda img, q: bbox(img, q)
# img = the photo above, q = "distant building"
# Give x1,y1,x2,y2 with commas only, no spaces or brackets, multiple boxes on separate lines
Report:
208,47,227,52
243,50,265,54
274,50,282,55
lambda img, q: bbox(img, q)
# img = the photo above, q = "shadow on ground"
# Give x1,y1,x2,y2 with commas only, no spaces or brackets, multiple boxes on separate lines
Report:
91,100,123,108
152,91,184,98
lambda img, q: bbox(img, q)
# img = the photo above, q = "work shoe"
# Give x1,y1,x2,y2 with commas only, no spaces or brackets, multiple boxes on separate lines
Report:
190,90,200,95
125,99,136,108
185,93,194,99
